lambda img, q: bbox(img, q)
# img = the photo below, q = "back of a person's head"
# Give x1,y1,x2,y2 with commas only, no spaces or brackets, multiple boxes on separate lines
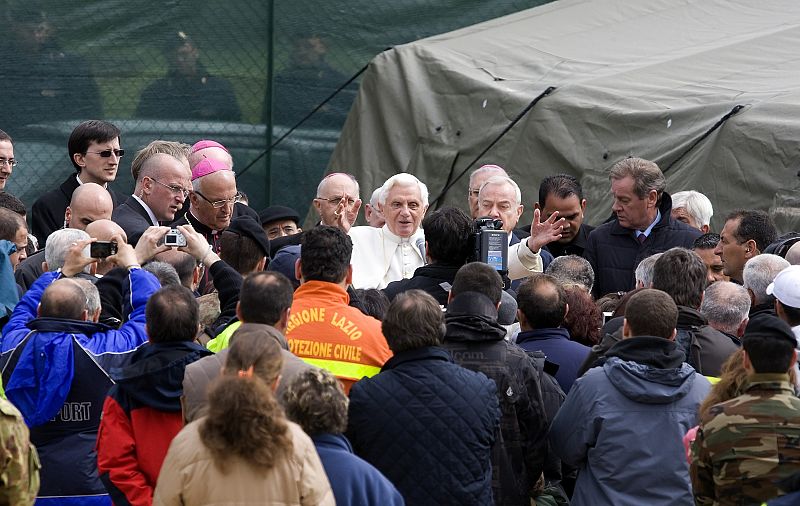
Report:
623,289,678,340
353,288,390,320
563,286,602,346
0,193,26,217
143,261,181,288
517,273,567,329
545,254,595,293
154,249,197,289
0,207,24,243
742,253,790,306
742,314,796,374
382,290,445,353
652,247,706,308
726,209,777,253
200,330,290,471
39,279,87,320
450,262,503,305
218,215,270,275
634,252,662,288
219,230,263,275
300,226,352,283
239,271,294,325
282,368,348,436
145,285,199,343
421,207,472,265
699,281,751,335
45,229,90,272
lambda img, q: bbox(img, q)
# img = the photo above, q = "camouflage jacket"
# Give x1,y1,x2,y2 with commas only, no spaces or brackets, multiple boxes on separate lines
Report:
0,397,39,505
691,373,800,506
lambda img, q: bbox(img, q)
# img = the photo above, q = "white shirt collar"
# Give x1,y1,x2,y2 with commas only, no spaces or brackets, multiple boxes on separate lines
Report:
132,194,160,226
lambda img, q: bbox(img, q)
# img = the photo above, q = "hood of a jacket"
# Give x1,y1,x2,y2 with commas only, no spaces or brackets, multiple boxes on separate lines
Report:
111,341,212,411
677,305,706,329
444,292,506,343
6,316,117,427
603,336,696,404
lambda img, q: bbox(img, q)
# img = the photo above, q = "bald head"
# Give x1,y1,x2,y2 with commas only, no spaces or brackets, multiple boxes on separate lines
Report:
786,242,800,266
39,279,87,320
85,219,126,243
67,183,113,230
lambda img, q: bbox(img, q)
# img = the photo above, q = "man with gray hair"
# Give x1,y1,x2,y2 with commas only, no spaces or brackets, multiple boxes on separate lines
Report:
468,164,507,219
584,157,701,297
347,172,428,289
546,254,595,293
634,252,663,288
43,229,92,274
700,281,750,339
312,172,361,227
742,253,789,318
363,187,385,228
671,190,714,234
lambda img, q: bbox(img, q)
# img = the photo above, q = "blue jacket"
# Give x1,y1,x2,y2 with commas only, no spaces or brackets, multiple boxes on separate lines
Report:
347,346,500,506
548,336,711,506
0,269,159,506
516,328,590,393
313,433,404,506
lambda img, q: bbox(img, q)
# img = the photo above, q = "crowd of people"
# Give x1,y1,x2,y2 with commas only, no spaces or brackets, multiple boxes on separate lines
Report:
0,120,798,506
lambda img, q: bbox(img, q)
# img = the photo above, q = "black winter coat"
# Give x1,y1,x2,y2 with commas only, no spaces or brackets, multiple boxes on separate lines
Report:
584,192,701,297
347,345,500,506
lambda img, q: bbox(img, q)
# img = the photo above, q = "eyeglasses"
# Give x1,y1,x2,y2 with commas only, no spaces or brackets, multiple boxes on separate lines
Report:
148,177,190,198
194,190,242,208
0,159,17,167
86,149,125,158
316,196,357,207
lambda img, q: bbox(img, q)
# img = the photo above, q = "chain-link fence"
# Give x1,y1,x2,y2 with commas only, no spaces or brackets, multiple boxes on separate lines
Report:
1,0,551,220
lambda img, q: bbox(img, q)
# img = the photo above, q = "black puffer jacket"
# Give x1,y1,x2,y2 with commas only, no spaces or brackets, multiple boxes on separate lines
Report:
585,192,702,297
347,346,500,505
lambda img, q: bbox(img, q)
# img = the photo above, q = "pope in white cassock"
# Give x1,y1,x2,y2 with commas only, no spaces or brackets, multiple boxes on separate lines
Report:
342,172,565,290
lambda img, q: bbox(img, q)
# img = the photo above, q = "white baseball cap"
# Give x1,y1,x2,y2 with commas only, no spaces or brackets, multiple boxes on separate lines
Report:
766,265,800,308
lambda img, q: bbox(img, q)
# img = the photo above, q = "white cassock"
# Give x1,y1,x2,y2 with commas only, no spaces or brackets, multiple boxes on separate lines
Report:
349,225,545,289
349,225,425,289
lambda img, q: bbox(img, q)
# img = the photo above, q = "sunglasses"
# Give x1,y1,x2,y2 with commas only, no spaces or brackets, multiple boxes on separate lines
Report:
86,149,125,158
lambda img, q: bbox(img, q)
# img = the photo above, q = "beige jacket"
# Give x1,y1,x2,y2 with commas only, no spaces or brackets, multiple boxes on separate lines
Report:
153,420,334,506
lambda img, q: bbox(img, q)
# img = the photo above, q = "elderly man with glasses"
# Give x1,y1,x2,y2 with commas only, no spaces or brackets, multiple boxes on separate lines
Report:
171,157,259,292
32,120,127,248
113,143,192,246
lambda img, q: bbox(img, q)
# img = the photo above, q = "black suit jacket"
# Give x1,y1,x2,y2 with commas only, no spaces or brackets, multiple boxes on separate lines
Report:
31,173,125,247
111,196,157,246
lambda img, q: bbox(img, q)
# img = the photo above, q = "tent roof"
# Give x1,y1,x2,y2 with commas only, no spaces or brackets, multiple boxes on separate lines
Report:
331,0,800,231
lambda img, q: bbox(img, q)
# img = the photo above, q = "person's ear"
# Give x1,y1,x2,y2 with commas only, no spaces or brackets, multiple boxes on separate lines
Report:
448,290,454,305
345,264,353,284
73,152,86,169
37,302,42,317
257,256,267,272
92,308,101,323
271,374,282,393
701,224,710,234
580,199,587,212
669,328,677,341
193,265,201,287
745,239,758,257
235,301,243,322
647,189,658,207
64,207,72,228
295,259,302,282
736,317,749,338
42,261,49,272
743,350,753,373
81,309,89,322
622,318,631,338
790,349,798,369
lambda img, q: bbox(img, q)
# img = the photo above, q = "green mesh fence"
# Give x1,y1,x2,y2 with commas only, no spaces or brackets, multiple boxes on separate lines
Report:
1,0,551,221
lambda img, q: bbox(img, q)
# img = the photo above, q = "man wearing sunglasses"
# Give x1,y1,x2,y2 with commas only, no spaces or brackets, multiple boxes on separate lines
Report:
31,120,126,247
113,144,192,246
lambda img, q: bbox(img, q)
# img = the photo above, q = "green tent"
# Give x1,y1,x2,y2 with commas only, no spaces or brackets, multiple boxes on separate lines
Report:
330,0,800,232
